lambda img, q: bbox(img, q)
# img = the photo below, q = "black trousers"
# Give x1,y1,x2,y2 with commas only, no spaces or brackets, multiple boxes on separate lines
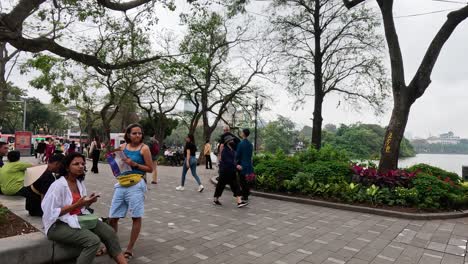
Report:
214,169,240,198
91,149,100,173
205,155,212,169
238,173,250,200
25,187,43,216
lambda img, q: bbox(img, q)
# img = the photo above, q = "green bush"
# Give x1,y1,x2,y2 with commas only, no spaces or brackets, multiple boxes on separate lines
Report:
302,161,350,183
411,173,462,209
256,174,279,191
407,163,461,184
296,145,349,164
394,187,418,206
0,206,9,225
254,150,301,182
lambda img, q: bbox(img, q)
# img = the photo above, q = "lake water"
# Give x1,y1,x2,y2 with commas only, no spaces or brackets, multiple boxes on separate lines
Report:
399,153,468,176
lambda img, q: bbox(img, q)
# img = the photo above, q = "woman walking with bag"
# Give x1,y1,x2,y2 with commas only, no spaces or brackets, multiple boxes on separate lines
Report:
42,152,127,264
90,136,102,174
108,124,153,260
175,134,204,192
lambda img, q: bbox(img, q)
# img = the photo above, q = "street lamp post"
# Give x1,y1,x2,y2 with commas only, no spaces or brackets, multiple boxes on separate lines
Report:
254,94,264,154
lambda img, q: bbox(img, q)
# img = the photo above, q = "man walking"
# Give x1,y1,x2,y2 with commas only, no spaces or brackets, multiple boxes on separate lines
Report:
236,129,254,202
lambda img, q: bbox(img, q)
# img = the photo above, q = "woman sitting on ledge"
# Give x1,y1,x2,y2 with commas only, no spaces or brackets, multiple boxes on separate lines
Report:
42,152,127,264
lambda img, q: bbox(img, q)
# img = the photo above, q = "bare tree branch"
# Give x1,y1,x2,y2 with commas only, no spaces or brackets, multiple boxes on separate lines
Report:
409,5,468,100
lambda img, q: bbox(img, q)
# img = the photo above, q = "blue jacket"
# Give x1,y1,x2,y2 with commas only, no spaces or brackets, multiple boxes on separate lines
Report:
236,139,254,175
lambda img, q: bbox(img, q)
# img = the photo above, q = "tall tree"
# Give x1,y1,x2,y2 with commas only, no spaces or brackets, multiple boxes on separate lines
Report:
272,0,388,150
175,11,271,145
344,0,468,172
131,63,183,142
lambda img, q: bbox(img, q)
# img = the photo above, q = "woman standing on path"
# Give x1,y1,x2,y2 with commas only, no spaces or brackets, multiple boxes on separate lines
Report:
204,140,213,170
108,124,153,260
89,136,101,174
44,138,56,163
213,136,247,208
175,134,204,192
42,153,127,264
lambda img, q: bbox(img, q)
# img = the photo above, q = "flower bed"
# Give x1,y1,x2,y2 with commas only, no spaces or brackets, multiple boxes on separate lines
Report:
0,204,38,239
254,147,468,211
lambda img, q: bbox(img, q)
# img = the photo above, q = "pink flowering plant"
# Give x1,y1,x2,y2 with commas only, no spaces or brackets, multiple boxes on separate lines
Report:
351,164,418,188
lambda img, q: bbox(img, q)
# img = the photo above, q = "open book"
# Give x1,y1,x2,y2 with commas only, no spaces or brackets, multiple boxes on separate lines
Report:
106,151,132,177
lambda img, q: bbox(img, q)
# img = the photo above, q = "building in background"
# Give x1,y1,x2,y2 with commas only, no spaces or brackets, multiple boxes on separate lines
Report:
427,131,460,145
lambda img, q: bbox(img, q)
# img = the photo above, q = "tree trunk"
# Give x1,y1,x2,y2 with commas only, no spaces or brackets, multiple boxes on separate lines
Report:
378,98,411,173
311,93,324,149
311,0,323,150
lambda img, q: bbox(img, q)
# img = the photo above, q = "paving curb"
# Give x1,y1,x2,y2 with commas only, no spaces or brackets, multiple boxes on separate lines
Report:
210,176,468,220
0,196,80,264
0,232,80,264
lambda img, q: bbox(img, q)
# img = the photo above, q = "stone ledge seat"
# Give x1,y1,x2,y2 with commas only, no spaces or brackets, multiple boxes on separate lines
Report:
0,195,80,264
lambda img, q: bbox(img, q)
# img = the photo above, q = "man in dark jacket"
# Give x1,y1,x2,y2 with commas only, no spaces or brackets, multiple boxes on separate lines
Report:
236,128,254,202
213,135,248,208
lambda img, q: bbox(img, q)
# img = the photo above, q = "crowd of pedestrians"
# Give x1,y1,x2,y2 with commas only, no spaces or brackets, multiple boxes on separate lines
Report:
0,123,254,263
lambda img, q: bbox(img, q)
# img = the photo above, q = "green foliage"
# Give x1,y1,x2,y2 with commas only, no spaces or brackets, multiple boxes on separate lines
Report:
256,174,279,191
0,206,9,225
394,187,418,206
411,174,461,209
261,115,298,154
323,123,415,159
140,114,179,141
254,144,468,210
406,163,460,184
254,150,301,182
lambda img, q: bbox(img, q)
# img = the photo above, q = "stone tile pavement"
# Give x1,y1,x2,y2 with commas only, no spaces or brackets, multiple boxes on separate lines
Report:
3,158,468,264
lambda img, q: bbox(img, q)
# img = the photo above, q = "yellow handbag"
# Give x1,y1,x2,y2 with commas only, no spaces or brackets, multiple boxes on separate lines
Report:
117,173,143,187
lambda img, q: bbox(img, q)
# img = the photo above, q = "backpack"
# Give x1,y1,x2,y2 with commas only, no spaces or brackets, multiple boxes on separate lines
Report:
150,142,160,156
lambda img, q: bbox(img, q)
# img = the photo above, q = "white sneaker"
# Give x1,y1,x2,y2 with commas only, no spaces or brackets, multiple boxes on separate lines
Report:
176,186,185,191
198,185,204,193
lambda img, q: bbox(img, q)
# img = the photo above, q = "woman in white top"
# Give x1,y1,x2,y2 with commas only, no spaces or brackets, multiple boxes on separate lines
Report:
42,152,127,264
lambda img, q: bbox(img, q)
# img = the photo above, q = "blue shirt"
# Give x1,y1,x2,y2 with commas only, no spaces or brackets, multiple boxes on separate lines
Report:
236,139,254,175
122,144,145,175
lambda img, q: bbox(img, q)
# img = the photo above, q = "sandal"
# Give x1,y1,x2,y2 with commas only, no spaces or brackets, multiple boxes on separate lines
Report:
96,247,107,257
124,251,133,259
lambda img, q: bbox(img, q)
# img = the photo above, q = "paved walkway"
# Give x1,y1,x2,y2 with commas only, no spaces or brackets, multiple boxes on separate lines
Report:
3,158,468,264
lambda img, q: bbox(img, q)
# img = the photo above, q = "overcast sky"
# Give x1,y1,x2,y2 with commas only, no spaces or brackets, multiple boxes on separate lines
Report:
13,0,468,139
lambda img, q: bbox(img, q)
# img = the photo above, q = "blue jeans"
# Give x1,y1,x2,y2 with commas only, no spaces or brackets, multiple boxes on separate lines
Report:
181,157,201,186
